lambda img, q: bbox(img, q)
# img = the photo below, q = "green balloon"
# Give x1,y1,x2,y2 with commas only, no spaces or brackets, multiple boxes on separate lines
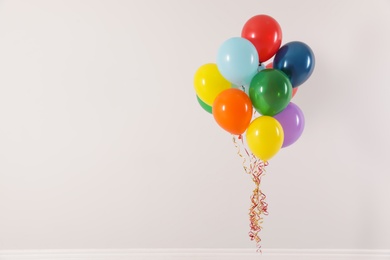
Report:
249,69,292,116
196,95,212,114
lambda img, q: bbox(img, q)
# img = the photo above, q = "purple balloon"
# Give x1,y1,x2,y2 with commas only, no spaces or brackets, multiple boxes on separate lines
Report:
274,102,305,148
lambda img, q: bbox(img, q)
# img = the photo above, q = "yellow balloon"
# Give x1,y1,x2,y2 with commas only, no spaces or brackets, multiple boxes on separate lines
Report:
246,116,284,161
194,63,231,106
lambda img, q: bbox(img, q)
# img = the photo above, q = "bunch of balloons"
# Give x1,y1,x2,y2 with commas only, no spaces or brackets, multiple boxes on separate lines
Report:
194,14,315,161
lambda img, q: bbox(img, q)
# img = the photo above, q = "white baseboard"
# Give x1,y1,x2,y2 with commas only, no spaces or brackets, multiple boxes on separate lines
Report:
0,249,389,260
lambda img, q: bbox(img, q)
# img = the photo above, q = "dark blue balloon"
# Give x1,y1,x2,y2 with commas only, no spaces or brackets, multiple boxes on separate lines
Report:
274,41,315,88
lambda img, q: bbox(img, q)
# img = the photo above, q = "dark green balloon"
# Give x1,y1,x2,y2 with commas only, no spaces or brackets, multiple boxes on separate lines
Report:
249,69,292,116
196,95,212,114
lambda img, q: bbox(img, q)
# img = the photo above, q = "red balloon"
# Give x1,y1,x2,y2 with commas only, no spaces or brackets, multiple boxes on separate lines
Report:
213,89,253,135
241,15,282,63
292,87,298,98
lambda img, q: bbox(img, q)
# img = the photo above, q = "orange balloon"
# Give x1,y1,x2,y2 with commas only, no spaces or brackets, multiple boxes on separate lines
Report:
292,87,298,98
212,88,253,135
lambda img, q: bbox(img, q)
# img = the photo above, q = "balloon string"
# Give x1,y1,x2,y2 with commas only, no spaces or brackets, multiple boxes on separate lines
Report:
239,134,252,159
248,159,268,252
232,134,250,174
232,135,269,252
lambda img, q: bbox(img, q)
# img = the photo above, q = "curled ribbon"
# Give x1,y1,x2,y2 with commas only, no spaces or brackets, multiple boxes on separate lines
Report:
233,134,268,251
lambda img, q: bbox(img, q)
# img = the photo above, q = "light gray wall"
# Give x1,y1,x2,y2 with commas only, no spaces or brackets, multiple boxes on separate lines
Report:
0,0,389,250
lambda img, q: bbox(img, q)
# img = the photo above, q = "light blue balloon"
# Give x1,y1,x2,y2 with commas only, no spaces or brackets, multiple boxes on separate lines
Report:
216,37,259,86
